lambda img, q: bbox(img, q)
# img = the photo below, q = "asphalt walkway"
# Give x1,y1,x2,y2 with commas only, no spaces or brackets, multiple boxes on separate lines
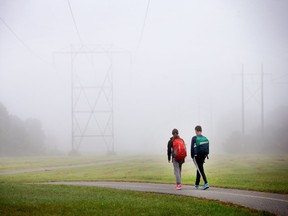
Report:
0,160,120,175
42,181,288,216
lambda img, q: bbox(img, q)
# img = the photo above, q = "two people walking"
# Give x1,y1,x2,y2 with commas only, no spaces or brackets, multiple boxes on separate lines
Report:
167,125,209,190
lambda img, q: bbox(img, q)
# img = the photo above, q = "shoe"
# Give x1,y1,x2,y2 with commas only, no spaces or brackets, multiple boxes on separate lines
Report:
176,184,182,190
194,184,199,189
201,183,209,190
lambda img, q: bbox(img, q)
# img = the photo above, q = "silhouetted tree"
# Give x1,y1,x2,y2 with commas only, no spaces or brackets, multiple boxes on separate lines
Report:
0,103,46,156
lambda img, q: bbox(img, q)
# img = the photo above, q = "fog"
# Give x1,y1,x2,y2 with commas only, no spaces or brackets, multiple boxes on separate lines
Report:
0,0,288,156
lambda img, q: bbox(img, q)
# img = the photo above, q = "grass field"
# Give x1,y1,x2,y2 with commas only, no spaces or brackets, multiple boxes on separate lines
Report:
0,182,273,216
0,155,113,171
1,154,287,193
0,154,286,215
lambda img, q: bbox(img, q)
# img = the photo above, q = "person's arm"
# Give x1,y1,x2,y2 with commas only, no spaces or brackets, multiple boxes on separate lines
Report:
191,136,196,159
167,139,172,162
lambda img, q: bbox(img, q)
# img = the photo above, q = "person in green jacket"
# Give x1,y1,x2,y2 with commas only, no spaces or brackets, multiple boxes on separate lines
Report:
191,125,209,190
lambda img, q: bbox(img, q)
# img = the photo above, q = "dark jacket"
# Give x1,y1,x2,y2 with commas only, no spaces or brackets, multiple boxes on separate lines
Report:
167,137,173,161
191,135,206,158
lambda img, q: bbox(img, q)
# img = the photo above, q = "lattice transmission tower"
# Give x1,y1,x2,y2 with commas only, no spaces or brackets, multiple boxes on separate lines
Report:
54,44,129,154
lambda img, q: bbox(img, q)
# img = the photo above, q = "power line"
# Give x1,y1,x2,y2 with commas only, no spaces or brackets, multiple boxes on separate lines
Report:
0,16,37,56
135,0,151,59
0,16,70,85
0,16,57,67
67,0,83,44
271,73,288,83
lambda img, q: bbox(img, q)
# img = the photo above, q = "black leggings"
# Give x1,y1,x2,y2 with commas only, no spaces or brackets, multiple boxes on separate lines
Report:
195,155,208,185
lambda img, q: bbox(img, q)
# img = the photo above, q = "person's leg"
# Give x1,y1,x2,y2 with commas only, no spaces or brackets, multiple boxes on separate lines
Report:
196,156,207,184
197,155,208,184
194,157,201,185
199,155,209,189
179,161,183,189
173,159,181,185
195,170,201,185
179,160,184,177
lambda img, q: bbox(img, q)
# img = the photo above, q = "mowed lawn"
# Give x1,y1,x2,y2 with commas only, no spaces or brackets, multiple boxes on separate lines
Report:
1,154,287,193
0,182,274,216
0,154,284,215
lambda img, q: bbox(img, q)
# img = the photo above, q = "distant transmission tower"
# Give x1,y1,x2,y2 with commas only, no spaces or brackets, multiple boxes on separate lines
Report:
237,64,268,137
54,44,130,154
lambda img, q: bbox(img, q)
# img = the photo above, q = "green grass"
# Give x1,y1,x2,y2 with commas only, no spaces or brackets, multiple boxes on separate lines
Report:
0,182,273,216
0,155,116,171
1,154,287,193
0,154,282,215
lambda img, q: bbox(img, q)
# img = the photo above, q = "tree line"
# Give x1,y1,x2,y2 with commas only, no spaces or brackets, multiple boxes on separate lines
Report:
222,106,288,154
0,103,46,156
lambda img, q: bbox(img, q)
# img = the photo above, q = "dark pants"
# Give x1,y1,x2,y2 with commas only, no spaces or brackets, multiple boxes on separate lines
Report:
194,155,208,185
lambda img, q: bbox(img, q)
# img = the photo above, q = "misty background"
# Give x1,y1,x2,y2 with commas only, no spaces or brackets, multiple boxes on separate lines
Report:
0,0,287,156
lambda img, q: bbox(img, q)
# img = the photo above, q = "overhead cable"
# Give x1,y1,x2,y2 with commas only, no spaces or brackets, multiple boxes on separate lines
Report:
67,0,83,44
135,0,151,58
0,16,37,56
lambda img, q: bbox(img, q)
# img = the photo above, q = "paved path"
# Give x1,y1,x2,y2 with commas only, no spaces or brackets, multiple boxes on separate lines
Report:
42,181,288,216
0,160,120,175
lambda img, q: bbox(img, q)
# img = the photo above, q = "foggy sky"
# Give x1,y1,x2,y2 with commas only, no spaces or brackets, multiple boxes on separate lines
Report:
0,0,288,154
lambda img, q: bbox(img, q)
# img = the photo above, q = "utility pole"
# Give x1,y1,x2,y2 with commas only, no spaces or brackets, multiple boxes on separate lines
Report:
238,64,267,136
70,45,75,152
234,64,268,151
241,64,245,137
261,64,264,135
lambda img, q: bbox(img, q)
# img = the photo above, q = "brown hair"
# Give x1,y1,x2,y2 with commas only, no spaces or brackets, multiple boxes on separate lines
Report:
172,128,179,135
172,128,180,139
